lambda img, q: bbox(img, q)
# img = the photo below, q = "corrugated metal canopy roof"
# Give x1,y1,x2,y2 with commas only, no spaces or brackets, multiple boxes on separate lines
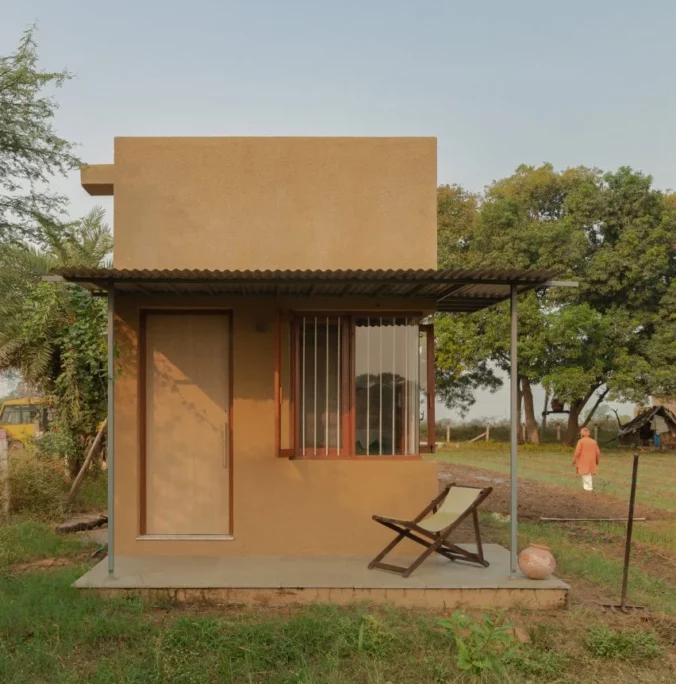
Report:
52,267,560,312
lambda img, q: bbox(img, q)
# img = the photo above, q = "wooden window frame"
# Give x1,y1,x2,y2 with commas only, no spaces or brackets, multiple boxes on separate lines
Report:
274,312,435,460
419,323,436,454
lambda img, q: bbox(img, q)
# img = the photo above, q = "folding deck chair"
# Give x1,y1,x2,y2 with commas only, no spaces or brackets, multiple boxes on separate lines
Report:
368,483,493,578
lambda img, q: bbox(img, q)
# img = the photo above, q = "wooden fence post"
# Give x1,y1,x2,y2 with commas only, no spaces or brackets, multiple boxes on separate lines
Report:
594,425,599,441
446,425,450,443
0,429,9,518
485,424,490,441
556,424,561,442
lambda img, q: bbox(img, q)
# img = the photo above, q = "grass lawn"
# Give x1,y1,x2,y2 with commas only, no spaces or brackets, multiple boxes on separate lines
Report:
434,443,676,511
1,519,675,682
431,442,676,621
1,449,675,682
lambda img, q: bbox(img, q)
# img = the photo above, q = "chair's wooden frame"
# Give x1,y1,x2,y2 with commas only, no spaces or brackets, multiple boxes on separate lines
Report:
368,483,493,578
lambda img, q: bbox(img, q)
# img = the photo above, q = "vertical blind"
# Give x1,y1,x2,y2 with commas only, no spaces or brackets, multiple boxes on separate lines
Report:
354,317,419,456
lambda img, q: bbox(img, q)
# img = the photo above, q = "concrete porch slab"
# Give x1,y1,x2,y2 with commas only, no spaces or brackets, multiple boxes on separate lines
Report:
75,544,569,610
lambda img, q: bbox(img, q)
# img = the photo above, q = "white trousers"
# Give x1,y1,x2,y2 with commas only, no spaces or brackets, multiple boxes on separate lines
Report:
582,473,593,491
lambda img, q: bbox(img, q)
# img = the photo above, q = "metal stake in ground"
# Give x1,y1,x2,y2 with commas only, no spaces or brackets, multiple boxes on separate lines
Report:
0,429,9,518
600,453,647,614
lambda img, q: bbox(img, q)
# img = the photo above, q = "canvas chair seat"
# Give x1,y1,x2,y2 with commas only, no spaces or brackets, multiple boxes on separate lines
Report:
417,486,486,532
368,483,493,578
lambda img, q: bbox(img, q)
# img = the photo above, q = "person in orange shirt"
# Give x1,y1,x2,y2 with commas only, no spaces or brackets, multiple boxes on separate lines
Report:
572,427,601,491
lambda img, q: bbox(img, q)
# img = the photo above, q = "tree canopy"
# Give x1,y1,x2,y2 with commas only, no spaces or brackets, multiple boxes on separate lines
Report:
0,208,111,474
436,164,676,444
0,25,79,244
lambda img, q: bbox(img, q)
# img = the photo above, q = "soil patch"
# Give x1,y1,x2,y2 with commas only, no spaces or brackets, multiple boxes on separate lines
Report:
563,524,676,588
12,557,74,572
437,462,673,522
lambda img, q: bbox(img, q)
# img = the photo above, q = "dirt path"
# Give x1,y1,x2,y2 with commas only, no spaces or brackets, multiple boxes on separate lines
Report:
437,462,674,522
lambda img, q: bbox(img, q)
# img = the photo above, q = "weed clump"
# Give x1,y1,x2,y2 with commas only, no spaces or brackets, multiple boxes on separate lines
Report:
586,624,661,661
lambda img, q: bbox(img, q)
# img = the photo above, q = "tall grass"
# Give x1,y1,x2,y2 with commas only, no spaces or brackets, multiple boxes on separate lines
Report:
0,520,94,570
1,567,672,684
0,572,457,684
1,448,107,519
0,518,673,683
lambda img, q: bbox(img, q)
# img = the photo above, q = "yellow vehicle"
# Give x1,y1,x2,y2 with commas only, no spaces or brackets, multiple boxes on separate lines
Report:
0,397,50,451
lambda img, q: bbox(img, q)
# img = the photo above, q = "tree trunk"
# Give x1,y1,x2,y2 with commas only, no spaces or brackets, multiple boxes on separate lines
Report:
521,377,540,444
581,388,609,427
565,399,585,446
517,376,525,445
610,408,625,429
565,384,602,446
542,388,550,432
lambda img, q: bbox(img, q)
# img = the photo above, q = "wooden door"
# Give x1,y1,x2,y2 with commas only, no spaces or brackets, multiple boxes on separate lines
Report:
144,312,231,535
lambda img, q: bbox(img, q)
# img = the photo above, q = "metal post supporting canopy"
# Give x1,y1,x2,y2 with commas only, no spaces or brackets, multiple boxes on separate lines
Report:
107,288,115,576
510,284,518,577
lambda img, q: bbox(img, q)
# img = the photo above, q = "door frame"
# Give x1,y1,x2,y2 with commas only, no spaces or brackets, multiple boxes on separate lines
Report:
138,308,234,537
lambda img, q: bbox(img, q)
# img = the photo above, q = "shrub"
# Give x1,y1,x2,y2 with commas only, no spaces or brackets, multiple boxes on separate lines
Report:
34,430,78,462
439,611,518,680
586,625,661,661
2,450,68,519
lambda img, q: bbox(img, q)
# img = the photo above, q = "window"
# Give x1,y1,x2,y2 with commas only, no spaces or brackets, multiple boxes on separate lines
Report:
276,314,435,458
0,407,24,425
299,316,343,455
0,405,42,425
354,317,420,455
22,406,39,423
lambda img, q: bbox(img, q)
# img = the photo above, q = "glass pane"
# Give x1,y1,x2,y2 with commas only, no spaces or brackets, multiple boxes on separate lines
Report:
300,317,341,454
23,407,38,423
355,317,419,455
1,408,23,425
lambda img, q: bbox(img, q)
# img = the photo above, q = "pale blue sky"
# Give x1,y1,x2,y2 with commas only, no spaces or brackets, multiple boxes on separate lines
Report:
3,1,667,417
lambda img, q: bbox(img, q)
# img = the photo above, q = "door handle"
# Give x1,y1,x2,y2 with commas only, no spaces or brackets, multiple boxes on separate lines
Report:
222,422,229,469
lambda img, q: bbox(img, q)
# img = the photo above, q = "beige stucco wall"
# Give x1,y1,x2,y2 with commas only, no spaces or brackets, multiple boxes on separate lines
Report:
114,295,439,557
89,137,437,271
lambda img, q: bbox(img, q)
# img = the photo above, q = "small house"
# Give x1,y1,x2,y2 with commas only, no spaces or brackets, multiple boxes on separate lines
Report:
58,137,566,608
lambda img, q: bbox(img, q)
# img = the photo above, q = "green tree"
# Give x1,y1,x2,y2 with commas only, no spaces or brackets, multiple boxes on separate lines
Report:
435,184,503,418
646,282,676,397
436,165,676,445
437,184,480,269
0,208,111,476
1,25,79,243
436,175,560,444
435,290,551,443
